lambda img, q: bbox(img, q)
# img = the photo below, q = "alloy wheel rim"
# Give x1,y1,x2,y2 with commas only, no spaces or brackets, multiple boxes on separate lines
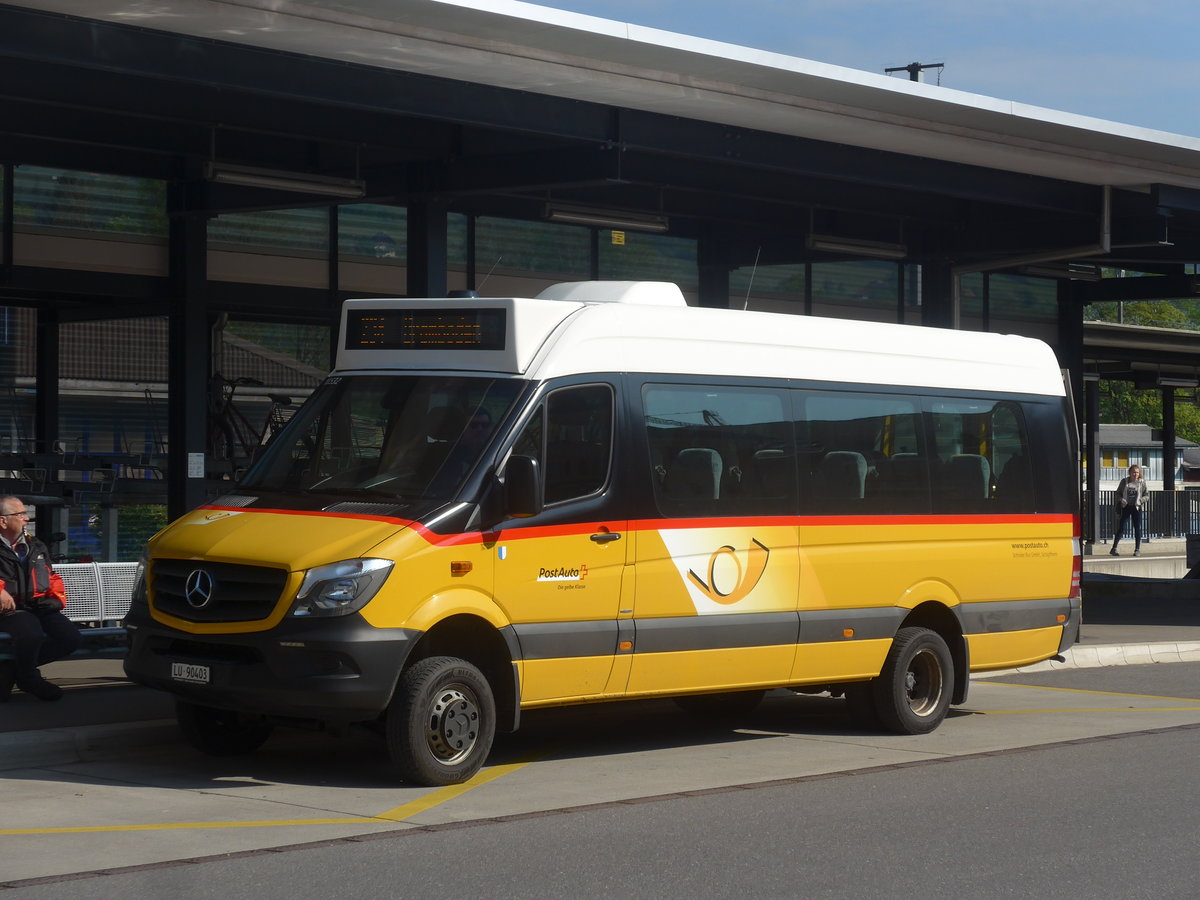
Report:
904,648,944,717
426,684,481,763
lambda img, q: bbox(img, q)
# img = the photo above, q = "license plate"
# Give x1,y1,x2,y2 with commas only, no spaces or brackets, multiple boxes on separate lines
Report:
171,662,210,685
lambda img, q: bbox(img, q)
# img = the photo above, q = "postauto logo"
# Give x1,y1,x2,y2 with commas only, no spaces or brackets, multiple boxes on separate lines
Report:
537,564,589,583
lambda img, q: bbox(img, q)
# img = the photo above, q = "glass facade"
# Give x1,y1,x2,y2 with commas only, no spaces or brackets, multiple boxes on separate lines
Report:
477,216,591,282
1,162,1070,558
599,230,697,288
209,208,328,254
13,166,166,238
339,204,407,261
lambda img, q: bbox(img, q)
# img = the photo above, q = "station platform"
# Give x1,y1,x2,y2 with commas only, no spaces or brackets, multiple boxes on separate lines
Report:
3,558,1199,772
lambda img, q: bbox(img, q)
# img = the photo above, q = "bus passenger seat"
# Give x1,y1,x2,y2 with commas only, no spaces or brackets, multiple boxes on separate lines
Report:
816,450,867,503
752,448,793,497
665,447,723,500
945,453,991,500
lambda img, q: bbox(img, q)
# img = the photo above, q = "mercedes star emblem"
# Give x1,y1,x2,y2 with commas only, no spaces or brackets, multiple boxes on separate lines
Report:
184,569,216,609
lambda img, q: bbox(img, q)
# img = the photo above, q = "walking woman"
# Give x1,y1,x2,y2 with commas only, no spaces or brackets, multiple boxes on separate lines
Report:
1111,464,1148,557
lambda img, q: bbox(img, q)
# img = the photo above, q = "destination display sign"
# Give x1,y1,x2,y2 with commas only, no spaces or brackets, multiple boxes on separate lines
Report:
345,308,506,351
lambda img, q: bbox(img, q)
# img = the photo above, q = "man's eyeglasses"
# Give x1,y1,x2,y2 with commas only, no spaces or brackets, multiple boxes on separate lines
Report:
1,511,30,519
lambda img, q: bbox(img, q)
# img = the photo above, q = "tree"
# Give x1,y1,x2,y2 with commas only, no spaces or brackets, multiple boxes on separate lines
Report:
1099,382,1200,445
1086,299,1191,328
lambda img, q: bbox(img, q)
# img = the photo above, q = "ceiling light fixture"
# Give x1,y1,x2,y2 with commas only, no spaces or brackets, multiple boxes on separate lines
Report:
806,234,908,260
544,204,669,233
204,162,366,199
1019,263,1102,282
1156,375,1200,388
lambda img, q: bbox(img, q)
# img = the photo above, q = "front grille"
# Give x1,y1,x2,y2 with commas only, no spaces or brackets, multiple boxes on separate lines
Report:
150,559,288,623
210,494,259,508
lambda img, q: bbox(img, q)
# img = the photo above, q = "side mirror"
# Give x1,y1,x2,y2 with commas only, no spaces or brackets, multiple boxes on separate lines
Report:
503,454,543,519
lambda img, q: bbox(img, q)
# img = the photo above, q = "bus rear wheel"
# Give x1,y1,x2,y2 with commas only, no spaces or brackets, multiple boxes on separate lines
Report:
176,700,273,756
872,627,953,734
386,656,496,786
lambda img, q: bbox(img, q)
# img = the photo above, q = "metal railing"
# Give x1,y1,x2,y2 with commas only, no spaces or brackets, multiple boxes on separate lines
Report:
1083,489,1200,541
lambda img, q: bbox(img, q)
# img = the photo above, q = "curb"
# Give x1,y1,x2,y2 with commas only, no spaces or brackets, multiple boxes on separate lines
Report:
984,641,1200,676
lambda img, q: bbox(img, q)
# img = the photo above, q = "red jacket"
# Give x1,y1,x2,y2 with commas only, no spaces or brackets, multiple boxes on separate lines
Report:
0,536,66,611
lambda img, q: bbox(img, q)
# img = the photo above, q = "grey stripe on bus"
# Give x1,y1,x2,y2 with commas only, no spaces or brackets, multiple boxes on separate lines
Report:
954,596,1069,634
798,607,906,643
631,612,800,654
511,619,620,660
509,597,1070,660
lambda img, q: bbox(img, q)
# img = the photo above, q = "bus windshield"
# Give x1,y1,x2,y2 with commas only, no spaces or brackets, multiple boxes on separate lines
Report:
241,374,525,501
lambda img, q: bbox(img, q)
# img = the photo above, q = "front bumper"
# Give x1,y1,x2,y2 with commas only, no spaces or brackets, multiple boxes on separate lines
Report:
123,606,421,725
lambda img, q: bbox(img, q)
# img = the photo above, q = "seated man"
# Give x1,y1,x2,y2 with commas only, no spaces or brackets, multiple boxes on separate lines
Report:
0,496,79,701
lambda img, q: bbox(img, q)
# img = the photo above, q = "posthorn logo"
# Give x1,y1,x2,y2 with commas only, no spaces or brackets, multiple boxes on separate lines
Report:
184,569,216,609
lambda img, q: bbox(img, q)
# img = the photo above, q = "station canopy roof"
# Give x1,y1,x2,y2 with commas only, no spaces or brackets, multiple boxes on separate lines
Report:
5,0,1200,310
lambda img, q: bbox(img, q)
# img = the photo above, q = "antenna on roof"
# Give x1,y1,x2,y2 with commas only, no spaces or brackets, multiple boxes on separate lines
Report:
884,61,944,85
743,247,762,311
477,256,502,293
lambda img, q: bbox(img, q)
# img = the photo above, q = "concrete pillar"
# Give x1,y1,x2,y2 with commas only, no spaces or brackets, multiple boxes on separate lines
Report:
1163,386,1177,536
1085,379,1101,551
167,187,211,520
407,202,448,299
34,308,59,457
697,235,731,309
919,260,958,329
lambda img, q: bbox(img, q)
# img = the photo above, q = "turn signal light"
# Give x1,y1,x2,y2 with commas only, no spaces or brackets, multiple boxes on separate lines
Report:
450,561,473,576
843,628,855,638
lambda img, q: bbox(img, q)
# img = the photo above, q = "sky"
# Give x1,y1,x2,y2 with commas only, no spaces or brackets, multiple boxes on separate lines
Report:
529,0,1200,138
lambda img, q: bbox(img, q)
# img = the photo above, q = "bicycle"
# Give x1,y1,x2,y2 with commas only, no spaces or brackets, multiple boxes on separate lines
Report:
207,374,264,466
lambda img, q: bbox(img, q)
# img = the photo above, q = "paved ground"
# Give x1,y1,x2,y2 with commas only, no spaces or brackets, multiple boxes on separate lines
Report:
1,553,1198,886
2,548,1198,771
2,665,1199,887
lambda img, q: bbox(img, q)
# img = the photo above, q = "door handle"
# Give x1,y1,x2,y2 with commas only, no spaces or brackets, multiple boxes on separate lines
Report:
590,531,621,543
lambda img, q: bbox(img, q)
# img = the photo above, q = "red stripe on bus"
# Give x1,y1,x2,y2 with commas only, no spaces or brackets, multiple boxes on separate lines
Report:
201,505,1075,548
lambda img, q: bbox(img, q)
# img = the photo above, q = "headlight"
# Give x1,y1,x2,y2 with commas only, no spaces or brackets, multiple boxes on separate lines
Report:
292,558,394,617
129,552,149,608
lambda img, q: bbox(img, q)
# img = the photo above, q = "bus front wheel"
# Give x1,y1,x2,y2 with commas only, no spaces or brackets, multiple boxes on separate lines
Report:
872,627,953,734
386,656,496,786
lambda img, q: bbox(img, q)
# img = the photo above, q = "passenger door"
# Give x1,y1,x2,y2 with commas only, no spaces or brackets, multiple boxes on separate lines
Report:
628,382,801,695
491,382,629,703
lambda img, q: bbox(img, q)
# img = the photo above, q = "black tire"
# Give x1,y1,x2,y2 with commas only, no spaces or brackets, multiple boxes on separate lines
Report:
843,682,883,729
872,627,953,734
673,690,765,720
176,700,273,756
386,656,496,786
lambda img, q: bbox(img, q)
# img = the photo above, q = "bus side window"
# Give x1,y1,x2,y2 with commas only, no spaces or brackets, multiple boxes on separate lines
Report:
928,398,1033,513
544,384,614,505
992,403,1035,511
645,383,794,518
796,391,924,515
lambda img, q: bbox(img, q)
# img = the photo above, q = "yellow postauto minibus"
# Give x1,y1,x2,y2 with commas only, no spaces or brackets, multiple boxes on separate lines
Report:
124,281,1081,785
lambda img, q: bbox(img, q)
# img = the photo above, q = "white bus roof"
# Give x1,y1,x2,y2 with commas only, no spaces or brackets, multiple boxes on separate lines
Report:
336,282,1065,398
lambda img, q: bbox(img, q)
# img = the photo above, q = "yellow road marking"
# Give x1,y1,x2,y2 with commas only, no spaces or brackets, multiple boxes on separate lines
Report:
373,755,543,821
975,681,1200,704
0,750,548,837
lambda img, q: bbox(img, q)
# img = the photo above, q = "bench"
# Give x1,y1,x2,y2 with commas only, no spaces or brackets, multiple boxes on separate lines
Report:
0,561,136,661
